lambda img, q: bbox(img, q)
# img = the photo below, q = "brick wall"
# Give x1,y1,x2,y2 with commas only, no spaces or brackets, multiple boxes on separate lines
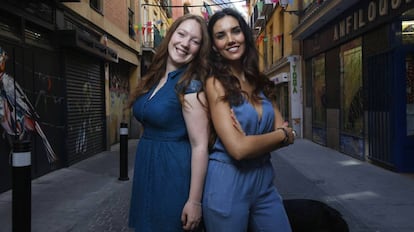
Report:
105,0,128,32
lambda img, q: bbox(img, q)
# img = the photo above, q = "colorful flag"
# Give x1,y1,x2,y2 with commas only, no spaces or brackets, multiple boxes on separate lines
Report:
203,1,213,17
278,34,283,43
257,1,263,12
202,11,209,20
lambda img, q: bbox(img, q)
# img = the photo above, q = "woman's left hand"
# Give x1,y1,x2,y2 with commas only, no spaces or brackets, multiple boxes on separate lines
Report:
181,201,202,231
230,109,245,135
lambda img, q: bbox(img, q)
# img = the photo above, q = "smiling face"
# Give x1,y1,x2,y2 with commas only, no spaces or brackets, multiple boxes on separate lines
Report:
211,15,245,62
167,19,202,69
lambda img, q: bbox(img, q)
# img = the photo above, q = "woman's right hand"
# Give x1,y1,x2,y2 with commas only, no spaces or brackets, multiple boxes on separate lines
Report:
181,200,202,231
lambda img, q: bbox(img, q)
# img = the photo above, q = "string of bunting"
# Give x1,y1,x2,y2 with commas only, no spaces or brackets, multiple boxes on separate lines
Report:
256,34,284,44
133,19,168,36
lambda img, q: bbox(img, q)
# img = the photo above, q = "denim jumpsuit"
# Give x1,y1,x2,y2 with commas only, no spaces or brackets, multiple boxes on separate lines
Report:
202,94,292,232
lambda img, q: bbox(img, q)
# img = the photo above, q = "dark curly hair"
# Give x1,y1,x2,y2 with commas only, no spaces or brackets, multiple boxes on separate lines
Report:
207,8,277,106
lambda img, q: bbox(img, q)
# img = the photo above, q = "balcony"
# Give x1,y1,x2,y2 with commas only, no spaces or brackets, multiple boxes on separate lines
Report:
251,1,275,35
153,27,162,48
252,3,265,30
142,26,163,54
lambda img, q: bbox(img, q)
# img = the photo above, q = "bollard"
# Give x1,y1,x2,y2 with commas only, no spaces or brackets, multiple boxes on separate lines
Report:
12,140,31,232
119,123,129,181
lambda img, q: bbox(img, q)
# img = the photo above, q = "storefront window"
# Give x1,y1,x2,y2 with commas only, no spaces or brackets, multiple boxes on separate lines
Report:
283,84,289,121
406,54,414,136
311,53,326,144
312,54,326,126
340,39,363,136
275,83,289,122
402,20,414,44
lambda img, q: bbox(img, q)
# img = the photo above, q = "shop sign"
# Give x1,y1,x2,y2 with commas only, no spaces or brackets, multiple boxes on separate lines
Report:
270,72,289,85
333,0,413,41
292,64,298,94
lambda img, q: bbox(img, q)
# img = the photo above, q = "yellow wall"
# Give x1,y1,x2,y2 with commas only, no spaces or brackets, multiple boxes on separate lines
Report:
255,2,300,70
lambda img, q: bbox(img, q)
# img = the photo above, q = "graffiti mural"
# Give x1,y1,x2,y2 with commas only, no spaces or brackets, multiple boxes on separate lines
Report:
0,47,57,163
75,81,92,154
109,65,129,145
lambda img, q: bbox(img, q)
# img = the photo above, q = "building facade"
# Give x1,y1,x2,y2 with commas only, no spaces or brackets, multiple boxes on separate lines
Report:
295,0,414,172
0,0,141,193
252,0,414,172
250,0,304,138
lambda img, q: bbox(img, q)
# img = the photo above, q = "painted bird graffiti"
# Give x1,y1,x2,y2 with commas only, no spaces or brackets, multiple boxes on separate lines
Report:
0,47,57,163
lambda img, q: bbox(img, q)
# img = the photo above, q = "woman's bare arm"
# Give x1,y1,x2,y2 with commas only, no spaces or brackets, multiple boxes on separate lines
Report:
206,77,294,160
181,91,209,230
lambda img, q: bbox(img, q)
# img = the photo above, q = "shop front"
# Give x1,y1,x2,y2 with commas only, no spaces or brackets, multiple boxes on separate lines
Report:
267,56,303,138
0,2,65,192
302,0,414,172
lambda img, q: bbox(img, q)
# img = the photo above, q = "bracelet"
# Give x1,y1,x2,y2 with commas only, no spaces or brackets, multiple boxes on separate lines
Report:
188,200,202,206
277,127,289,145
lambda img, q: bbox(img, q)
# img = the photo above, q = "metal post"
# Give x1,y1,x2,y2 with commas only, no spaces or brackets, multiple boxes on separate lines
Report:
119,123,129,181
12,140,31,232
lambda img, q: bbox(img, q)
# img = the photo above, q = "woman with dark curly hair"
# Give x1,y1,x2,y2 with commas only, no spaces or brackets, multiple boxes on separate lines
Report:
203,8,295,232
127,14,210,231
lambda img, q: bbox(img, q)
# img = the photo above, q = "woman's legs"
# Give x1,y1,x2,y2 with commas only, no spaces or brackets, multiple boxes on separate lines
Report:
203,160,250,232
248,186,292,232
203,160,291,232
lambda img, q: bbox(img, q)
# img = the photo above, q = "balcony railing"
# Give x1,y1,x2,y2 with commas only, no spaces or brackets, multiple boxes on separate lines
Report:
153,27,162,48
142,27,163,51
251,1,275,33
252,2,264,29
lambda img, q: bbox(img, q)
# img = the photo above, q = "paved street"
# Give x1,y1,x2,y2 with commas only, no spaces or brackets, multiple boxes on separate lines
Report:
0,138,414,232
0,140,138,232
273,140,414,232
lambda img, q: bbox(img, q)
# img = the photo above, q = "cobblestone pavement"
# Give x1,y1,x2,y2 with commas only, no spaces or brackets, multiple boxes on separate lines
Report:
2,139,414,232
72,177,133,232
271,152,372,232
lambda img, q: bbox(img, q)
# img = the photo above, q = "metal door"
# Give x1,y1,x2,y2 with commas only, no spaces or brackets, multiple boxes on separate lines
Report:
65,51,105,165
366,52,393,168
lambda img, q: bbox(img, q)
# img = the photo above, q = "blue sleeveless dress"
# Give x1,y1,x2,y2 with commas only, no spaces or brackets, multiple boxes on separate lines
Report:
202,94,292,231
128,67,202,232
